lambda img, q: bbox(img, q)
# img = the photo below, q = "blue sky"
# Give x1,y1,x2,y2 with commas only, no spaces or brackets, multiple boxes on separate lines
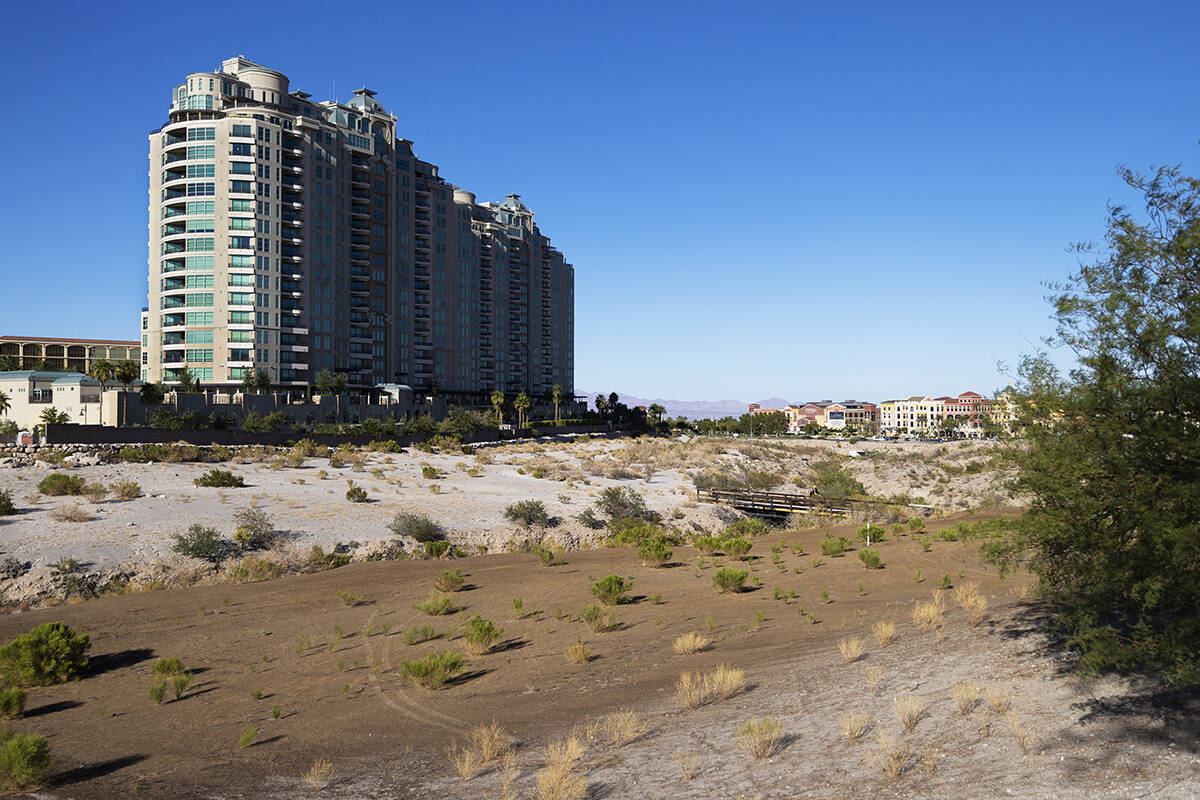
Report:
3,1,1198,401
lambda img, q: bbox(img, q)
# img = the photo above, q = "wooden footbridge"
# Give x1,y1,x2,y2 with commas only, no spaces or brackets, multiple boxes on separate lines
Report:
696,488,932,519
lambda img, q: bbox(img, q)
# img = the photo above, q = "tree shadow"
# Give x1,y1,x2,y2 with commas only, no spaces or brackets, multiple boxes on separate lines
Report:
89,648,155,676
53,754,147,786
444,668,492,688
491,638,530,654
23,700,83,718
246,734,285,748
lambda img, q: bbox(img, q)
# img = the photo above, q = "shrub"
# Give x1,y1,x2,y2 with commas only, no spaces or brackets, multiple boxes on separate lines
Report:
401,651,464,689
580,603,615,633
0,728,51,790
232,508,274,550
531,544,558,566
424,540,451,559
576,507,602,529
433,568,466,592
421,465,440,479
820,535,853,557
723,537,752,560
565,637,592,665
952,681,981,715
638,541,672,567
504,499,551,527
692,535,723,554
591,574,631,606
109,480,142,500
414,592,454,616
595,486,659,522
856,523,887,543
735,718,784,759
193,468,245,488
148,679,166,705
893,693,927,731
345,482,368,503
838,712,871,742
907,518,925,531
152,657,184,677
723,518,769,538
81,483,108,504
672,632,711,655
872,620,896,647
0,622,90,687
0,491,13,517
712,567,748,593
858,548,883,569
403,624,437,645
938,573,954,590
0,689,25,719
239,725,259,748
226,555,283,583
171,524,226,563
49,503,90,523
607,518,678,548
911,594,945,633
839,637,865,664
36,473,84,496
387,511,445,543
463,615,504,655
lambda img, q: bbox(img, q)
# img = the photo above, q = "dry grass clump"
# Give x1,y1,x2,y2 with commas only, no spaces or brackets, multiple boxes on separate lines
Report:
839,637,865,664
911,593,945,633
735,717,784,759
675,751,699,781
675,664,747,709
1006,712,1035,754
866,666,885,695
893,693,927,731
603,710,648,747
448,742,485,782
953,581,988,627
565,638,592,665
838,712,871,742
470,720,514,763
50,503,91,523
985,685,1012,713
952,681,981,715
672,631,712,655
534,736,587,800
871,620,896,647
921,744,939,778
302,757,335,789
868,733,912,781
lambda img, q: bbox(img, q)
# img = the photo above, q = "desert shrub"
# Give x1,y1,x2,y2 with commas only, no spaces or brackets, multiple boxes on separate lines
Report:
109,481,142,500
414,592,455,616
735,718,784,759
712,567,748,594
0,491,14,517
580,603,615,633
638,541,673,567
692,470,745,491
820,535,853,557
672,632,711,655
591,575,631,606
723,537,753,560
839,637,865,664
401,651,464,689
153,657,184,677
81,483,108,504
504,499,551,527
858,548,883,569
0,689,25,719
424,540,452,559
232,507,275,550
0,622,90,687
49,503,90,523
0,728,51,790
576,507,603,529
344,481,368,503
193,468,244,488
404,624,437,645
595,486,659,522
36,473,84,497
906,518,925,531
531,544,558,566
433,569,466,592
387,511,445,543
692,535,723,554
607,518,680,549
856,523,887,543
226,556,282,583
171,524,226,563
811,460,866,498
305,545,351,571
723,518,770,538
463,615,504,655
0,559,28,581
421,465,440,479
742,470,784,490
565,637,592,664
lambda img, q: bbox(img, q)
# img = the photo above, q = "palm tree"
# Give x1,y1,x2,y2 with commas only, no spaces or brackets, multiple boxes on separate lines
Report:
552,384,564,427
594,394,608,421
490,390,505,427
253,368,272,395
0,356,18,371
89,360,115,426
175,367,197,393
514,392,531,430
648,403,666,427
114,360,139,428
0,390,9,417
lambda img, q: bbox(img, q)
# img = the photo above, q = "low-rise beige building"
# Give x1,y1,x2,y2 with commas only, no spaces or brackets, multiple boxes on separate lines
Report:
0,336,139,373
0,372,105,432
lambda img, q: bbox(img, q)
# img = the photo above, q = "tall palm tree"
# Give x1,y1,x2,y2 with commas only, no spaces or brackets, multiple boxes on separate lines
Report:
114,360,139,428
648,403,666,427
490,390,505,427
594,394,608,421
552,384,563,427
514,392,531,430
89,360,115,426
0,390,10,417
0,356,18,371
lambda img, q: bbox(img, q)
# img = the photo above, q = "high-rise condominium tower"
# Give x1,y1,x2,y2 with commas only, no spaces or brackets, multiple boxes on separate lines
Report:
143,56,574,399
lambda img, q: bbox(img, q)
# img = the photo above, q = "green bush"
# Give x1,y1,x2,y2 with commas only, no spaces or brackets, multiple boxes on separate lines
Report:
0,728,51,790
856,523,887,543
345,482,368,503
907,518,925,531
433,568,466,592
591,574,632,606
463,615,504,655
692,535,723,554
305,545,351,571
0,689,25,719
232,508,275,550
938,573,953,590
858,548,883,569
692,470,745,491
0,491,14,517
723,537,753,561
595,486,659,522
227,555,282,583
423,540,451,559
576,507,603,529
109,480,142,500
193,468,245,488
820,536,852,557
36,474,84,497
421,465,440,479
171,524,225,563
414,592,454,616
607,518,681,548
531,544,557,566
387,511,445,543
724,518,771,538
403,624,437,645
712,567,749,594
742,470,785,490
638,541,673,567
811,460,866,498
152,657,184,677
0,622,90,687
504,499,551,527
401,651,464,689
580,603,613,633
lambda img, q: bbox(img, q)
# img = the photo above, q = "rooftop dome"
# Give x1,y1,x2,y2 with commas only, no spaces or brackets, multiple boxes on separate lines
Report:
347,87,385,113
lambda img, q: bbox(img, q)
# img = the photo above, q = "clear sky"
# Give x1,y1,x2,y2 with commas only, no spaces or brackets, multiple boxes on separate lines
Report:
3,1,1198,401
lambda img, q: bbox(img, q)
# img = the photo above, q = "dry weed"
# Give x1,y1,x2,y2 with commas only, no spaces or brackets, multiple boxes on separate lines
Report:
735,718,784,759
839,637,865,664
869,733,912,781
872,620,896,647
470,720,513,762
448,741,485,782
534,735,587,800
921,744,939,778
911,593,945,633
565,638,592,665
672,631,712,655
866,666,885,695
51,503,91,523
985,685,1012,713
952,681,981,715
603,710,648,747
674,751,699,781
893,693,927,731
709,664,747,700
302,758,335,789
1006,712,1034,754
675,671,707,710
838,712,871,742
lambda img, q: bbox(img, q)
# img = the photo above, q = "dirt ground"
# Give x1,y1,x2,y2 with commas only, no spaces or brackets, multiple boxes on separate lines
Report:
0,509,1195,799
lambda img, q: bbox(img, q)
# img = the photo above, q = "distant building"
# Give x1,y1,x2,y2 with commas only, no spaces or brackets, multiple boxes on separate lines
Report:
754,400,878,434
879,391,1009,436
0,371,104,430
0,336,140,373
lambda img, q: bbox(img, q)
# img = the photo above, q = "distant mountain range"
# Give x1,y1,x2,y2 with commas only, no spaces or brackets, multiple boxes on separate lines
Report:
577,391,793,420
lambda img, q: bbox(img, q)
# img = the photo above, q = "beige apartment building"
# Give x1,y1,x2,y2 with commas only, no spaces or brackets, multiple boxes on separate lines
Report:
0,336,139,373
144,57,574,402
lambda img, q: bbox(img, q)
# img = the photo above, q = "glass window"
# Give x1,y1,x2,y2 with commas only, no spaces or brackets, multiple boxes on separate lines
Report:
230,181,252,194
185,238,214,252
229,293,254,306
232,124,253,138
186,145,215,160
185,275,214,289
229,218,253,230
184,311,214,326
229,311,253,324
185,219,214,233
230,161,253,174
229,236,252,249
187,127,215,141
186,201,215,215
186,164,215,178
184,330,214,343
229,329,252,342
185,293,213,307
229,199,252,212
184,256,214,270
184,349,213,362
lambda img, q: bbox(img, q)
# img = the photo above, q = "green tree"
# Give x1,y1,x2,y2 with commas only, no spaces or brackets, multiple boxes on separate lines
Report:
647,403,666,427
0,356,18,371
39,407,69,433
514,392,531,429
490,390,505,427
174,368,198,393
89,360,114,426
112,360,139,428
594,394,608,421
991,164,1200,682
551,384,564,426
253,368,272,395
0,391,8,418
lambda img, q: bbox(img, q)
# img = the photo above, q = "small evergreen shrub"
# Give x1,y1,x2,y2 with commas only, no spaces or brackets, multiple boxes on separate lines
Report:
907,518,925,531
692,535,723,555
421,465,440,479
401,651,464,689
820,536,853,557
414,592,454,616
171,525,226,563
0,491,15,517
532,544,557,566
0,623,90,687
712,567,749,594
387,511,445,543
423,540,451,559
0,689,25,719
109,481,142,500
232,508,274,550
345,482,368,503
403,624,437,645
433,569,466,592
858,548,883,569
580,603,615,633
595,486,659,522
463,615,504,655
723,537,753,561
723,518,770,538
504,499,551,527
576,507,603,529
856,524,887,543
638,541,673,567
36,474,84,497
0,728,51,790
193,468,245,488
591,574,631,606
